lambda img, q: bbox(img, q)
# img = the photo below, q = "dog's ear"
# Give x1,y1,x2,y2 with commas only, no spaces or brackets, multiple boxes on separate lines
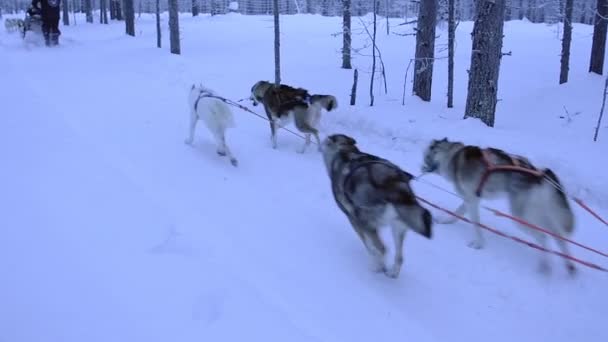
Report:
347,136,357,146
441,137,448,142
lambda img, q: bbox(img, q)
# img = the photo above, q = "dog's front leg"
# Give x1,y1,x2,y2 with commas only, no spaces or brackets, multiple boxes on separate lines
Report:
466,198,485,249
184,112,197,145
436,202,466,224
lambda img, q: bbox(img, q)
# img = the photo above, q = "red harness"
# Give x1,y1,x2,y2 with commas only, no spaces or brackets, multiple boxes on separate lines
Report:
475,149,545,197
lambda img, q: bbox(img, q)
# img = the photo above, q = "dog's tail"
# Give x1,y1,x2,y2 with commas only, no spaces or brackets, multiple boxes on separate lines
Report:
389,184,433,239
542,168,575,235
311,95,338,112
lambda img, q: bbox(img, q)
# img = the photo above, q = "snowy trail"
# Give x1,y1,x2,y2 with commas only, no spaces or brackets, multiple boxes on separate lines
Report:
2,13,608,342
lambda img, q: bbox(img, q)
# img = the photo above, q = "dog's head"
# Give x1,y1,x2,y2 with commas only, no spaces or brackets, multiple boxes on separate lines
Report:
322,134,357,153
421,137,454,174
250,80,272,106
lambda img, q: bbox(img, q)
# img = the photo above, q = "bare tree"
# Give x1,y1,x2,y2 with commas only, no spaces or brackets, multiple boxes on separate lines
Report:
342,0,352,69
560,0,574,84
412,0,437,102
156,0,161,48
370,0,378,106
595,76,608,141
62,0,69,25
193,0,199,16
448,0,455,107
273,0,281,85
100,0,109,24
169,0,180,54
464,0,507,127
84,0,93,22
125,0,135,36
590,0,608,75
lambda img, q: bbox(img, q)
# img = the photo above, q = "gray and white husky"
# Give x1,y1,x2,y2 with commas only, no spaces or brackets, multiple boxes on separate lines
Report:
421,137,576,274
250,80,338,153
322,134,433,279
185,84,238,167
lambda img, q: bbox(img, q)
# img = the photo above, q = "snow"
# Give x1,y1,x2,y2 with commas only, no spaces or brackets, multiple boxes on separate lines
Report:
1,11,607,342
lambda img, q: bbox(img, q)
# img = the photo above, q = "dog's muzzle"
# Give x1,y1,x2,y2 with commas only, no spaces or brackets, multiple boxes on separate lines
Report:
421,162,438,173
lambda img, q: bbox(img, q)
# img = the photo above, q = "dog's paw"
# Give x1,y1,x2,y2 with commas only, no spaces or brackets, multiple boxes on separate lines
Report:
216,150,227,156
383,265,401,279
230,158,238,167
467,240,484,250
184,138,193,145
566,263,577,277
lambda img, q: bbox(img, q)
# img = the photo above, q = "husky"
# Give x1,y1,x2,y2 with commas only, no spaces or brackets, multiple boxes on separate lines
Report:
421,137,576,274
321,134,433,279
250,80,338,153
185,84,238,167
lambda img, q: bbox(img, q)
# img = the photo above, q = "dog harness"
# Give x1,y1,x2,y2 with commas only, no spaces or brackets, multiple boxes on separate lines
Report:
475,149,545,197
193,89,214,112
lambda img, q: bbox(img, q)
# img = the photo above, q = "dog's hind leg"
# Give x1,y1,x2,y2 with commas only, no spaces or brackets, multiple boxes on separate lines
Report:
509,194,555,274
362,230,387,273
213,129,238,167
294,109,322,153
386,220,408,278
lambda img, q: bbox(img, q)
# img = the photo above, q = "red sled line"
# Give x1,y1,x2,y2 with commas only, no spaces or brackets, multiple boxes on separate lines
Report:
415,196,608,273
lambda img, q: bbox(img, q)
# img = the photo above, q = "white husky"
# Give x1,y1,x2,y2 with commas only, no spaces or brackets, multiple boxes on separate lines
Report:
185,84,238,167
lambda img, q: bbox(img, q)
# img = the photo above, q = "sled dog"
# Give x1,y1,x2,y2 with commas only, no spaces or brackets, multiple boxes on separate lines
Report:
250,80,338,153
4,18,23,33
321,134,433,279
421,137,576,274
185,84,238,167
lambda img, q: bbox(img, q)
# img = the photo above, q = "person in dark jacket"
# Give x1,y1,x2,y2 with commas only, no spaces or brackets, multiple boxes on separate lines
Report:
30,0,61,46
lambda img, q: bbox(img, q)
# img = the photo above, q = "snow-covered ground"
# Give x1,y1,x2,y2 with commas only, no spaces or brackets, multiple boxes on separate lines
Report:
1,11,607,342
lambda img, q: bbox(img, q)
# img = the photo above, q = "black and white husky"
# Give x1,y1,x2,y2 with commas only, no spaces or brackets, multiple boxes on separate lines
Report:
185,84,238,167
321,134,433,279
421,137,576,274
250,80,338,153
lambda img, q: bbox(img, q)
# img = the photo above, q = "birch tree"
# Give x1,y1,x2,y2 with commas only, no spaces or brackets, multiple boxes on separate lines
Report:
464,0,507,127
156,0,161,48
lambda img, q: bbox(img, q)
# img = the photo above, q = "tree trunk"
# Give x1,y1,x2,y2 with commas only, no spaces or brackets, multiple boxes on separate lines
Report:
464,0,506,127
342,0,352,69
84,0,93,22
370,0,378,106
273,0,281,86
412,0,437,102
448,0,455,107
110,0,115,19
115,0,123,20
559,0,574,83
156,0,161,47
590,0,608,74
124,0,135,36
100,0,109,24
169,0,180,54
504,0,511,20
193,0,199,16
62,0,69,25
519,0,524,19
